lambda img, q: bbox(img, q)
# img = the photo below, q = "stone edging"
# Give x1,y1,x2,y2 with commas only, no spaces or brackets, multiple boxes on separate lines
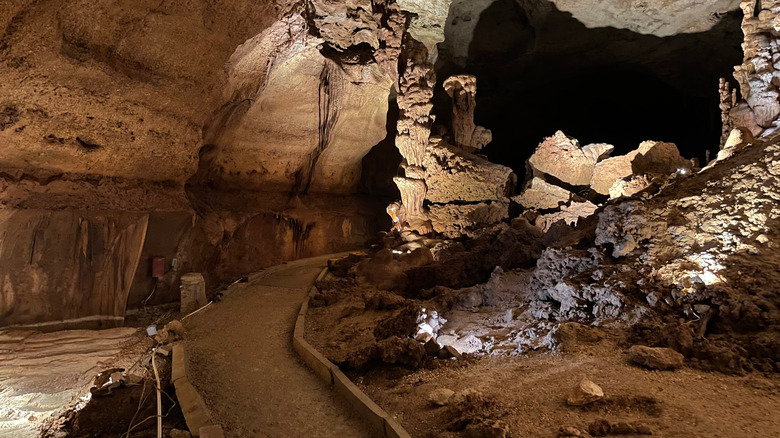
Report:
171,343,225,438
293,267,412,438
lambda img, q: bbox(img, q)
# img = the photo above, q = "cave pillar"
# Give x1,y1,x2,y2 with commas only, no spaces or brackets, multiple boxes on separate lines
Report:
388,34,436,234
443,74,492,153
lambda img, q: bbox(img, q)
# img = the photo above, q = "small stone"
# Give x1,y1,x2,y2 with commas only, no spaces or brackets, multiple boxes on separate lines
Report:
424,338,441,356
646,292,660,307
587,419,611,436
465,420,510,438
558,426,593,437
567,378,604,406
428,388,455,406
169,429,191,438
439,345,462,360
634,423,653,435
757,234,770,244
451,388,483,405
629,345,685,370
610,422,636,435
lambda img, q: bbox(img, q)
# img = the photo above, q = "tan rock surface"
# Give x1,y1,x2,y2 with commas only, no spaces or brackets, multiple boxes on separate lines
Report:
528,131,595,187
424,143,515,204
514,177,573,211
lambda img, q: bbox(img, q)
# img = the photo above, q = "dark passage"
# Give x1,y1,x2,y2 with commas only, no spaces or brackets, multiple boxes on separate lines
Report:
434,0,744,176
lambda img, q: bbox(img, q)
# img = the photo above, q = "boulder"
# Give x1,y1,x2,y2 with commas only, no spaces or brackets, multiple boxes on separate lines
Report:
427,201,509,238
465,420,510,438
566,378,604,405
428,388,455,406
581,143,615,163
514,177,574,210
528,131,596,186
591,155,633,196
629,140,689,174
424,143,515,203
424,338,442,356
608,174,655,199
629,345,685,370
376,337,426,368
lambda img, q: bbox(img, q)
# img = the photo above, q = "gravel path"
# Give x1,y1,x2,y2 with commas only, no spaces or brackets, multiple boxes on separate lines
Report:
183,254,368,438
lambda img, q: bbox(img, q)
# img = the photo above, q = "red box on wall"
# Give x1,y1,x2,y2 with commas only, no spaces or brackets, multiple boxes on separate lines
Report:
151,257,165,278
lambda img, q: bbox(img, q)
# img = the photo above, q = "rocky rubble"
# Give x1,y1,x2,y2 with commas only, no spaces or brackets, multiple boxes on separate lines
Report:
516,130,693,233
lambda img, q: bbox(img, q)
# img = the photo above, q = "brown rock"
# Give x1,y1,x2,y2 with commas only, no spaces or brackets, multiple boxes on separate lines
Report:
465,420,510,438
566,378,604,405
591,155,633,196
629,345,685,370
529,131,596,186
439,345,462,360
629,140,689,174
514,177,574,210
558,426,593,437
428,387,454,406
587,419,611,437
424,338,442,356
424,143,515,204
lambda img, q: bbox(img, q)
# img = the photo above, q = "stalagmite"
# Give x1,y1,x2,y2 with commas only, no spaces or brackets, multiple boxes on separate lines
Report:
389,34,436,234
443,75,492,153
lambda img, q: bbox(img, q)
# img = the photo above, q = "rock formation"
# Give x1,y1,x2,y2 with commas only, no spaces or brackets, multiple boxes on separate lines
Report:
443,75,492,153
728,0,780,137
516,131,692,232
389,35,437,234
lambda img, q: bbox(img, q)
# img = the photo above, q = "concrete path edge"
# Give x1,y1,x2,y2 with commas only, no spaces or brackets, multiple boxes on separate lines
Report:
293,267,412,438
172,343,225,438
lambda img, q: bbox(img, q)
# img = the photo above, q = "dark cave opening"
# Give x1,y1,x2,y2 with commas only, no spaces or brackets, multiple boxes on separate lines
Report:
433,0,745,179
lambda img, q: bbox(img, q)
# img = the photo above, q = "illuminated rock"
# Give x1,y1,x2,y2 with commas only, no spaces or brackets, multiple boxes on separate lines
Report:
528,131,596,187
424,142,515,204
591,155,633,196
566,378,604,406
427,201,510,238
514,177,574,210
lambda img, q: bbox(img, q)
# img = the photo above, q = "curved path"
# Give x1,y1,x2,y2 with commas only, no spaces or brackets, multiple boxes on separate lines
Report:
183,254,369,438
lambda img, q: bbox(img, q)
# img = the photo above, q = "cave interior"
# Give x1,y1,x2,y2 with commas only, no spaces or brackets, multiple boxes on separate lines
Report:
1,0,779,437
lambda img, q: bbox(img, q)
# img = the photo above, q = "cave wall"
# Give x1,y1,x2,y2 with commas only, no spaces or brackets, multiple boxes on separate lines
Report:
0,210,147,329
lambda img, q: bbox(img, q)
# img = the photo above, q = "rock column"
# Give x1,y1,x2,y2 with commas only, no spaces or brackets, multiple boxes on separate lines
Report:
389,35,436,234
443,75,492,153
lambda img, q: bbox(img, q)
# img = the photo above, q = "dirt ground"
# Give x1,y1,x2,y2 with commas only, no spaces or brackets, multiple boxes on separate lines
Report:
354,339,780,438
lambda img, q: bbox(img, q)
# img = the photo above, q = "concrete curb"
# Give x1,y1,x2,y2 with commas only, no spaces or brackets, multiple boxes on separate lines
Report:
171,343,225,438
293,267,412,438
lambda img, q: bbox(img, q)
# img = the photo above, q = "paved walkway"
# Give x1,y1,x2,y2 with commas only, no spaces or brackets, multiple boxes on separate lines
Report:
183,254,368,438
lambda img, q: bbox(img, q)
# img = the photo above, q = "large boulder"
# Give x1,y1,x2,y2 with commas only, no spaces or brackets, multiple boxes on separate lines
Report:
424,142,515,204
629,140,690,174
427,201,510,238
513,177,574,210
528,131,598,187
591,155,633,196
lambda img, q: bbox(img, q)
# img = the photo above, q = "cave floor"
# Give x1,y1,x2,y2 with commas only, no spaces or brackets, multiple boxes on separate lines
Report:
182,254,369,438
356,340,780,438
